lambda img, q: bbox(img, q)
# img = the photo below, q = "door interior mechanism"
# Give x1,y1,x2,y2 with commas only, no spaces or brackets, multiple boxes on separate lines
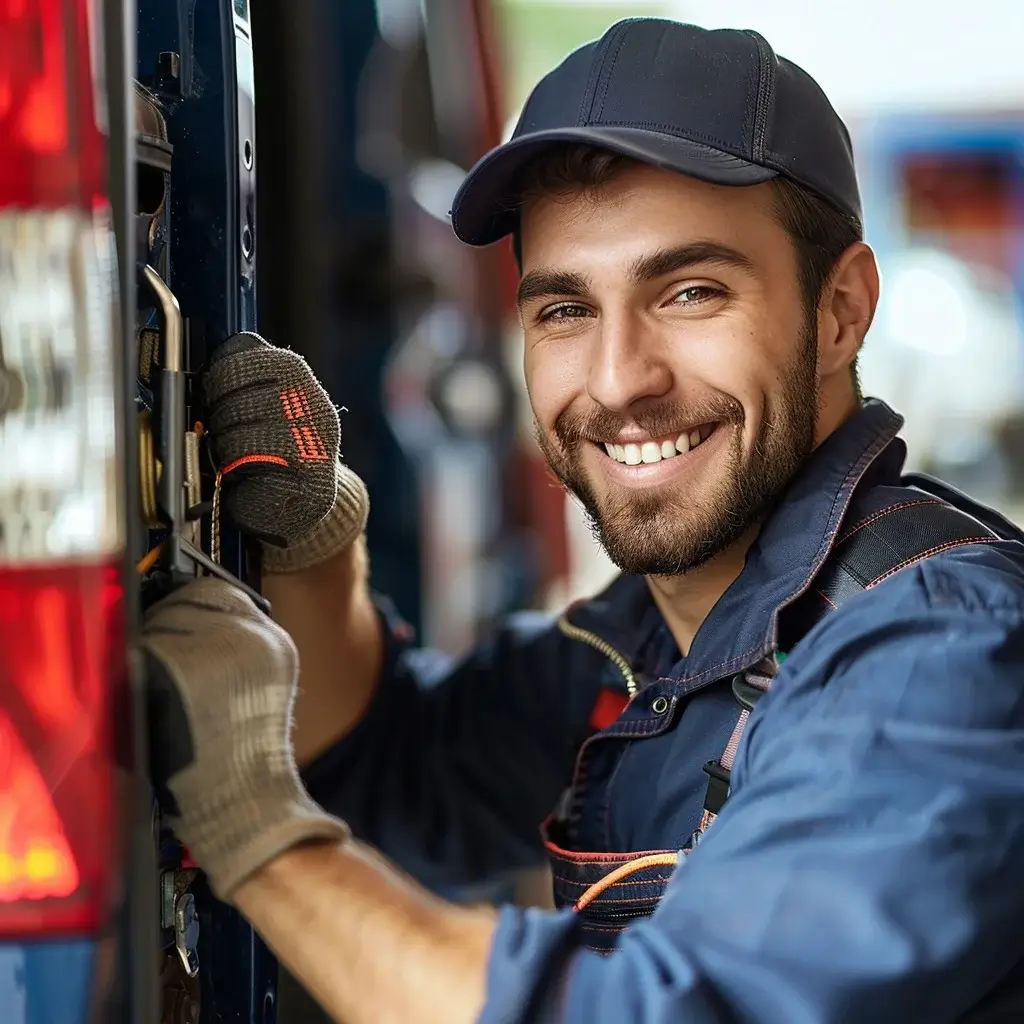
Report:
135,260,267,609
136,260,267,613
132,76,268,1024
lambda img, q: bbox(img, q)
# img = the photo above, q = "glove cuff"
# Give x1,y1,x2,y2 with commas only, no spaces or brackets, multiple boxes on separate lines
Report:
180,782,352,901
216,810,351,902
260,462,369,574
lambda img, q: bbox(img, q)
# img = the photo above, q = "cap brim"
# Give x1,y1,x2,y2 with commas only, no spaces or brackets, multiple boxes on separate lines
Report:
450,126,779,247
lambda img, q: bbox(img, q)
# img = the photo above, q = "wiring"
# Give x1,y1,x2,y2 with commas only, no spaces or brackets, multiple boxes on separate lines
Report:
136,542,165,575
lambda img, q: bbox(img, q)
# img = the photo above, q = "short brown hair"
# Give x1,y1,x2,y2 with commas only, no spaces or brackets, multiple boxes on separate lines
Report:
511,143,863,318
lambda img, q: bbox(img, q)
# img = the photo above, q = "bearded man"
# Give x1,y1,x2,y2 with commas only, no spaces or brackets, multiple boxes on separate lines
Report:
141,19,1024,1024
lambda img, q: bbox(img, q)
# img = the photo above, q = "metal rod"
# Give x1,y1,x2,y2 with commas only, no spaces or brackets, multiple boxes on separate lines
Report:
139,264,186,536
141,264,182,370
179,537,272,614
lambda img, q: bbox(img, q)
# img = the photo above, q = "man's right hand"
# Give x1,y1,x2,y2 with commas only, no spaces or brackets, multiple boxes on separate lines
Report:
203,332,369,573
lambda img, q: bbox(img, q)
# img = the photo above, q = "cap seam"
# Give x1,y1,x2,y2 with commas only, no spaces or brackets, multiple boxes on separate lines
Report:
591,24,633,123
744,31,775,162
577,25,623,126
596,119,747,155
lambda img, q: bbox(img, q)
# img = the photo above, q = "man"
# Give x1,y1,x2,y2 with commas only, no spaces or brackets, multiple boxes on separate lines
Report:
142,19,1024,1024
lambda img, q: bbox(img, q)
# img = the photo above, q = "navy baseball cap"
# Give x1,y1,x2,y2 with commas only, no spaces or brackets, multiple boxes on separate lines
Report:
450,18,861,247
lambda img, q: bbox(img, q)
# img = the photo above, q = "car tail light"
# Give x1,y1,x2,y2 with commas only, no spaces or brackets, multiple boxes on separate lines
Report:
0,0,126,938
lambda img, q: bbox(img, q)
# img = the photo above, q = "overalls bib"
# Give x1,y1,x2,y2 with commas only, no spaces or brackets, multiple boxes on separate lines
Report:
541,664,765,953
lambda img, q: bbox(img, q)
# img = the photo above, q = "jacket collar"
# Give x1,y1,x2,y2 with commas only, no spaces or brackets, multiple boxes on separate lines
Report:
564,399,906,687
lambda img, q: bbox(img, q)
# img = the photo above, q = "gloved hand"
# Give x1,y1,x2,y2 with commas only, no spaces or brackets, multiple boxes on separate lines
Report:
142,577,350,900
203,332,369,573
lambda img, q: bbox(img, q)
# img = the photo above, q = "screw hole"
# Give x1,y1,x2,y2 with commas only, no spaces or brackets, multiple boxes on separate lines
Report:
243,138,253,169
241,224,253,260
262,990,274,1021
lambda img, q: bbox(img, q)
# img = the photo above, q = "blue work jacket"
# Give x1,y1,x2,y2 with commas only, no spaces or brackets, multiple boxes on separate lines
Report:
304,399,1024,1022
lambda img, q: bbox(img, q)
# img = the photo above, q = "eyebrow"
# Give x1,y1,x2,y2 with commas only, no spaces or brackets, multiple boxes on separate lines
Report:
630,242,756,282
516,241,757,309
516,269,591,308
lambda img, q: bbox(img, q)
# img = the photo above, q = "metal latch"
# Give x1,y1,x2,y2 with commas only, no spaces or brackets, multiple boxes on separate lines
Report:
160,870,200,978
174,890,200,978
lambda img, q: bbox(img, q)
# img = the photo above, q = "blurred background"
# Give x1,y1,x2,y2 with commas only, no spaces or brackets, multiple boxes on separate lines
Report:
250,0,1024,655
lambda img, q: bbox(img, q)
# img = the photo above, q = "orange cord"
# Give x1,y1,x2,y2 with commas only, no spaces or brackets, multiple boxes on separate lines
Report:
135,542,165,574
573,853,680,912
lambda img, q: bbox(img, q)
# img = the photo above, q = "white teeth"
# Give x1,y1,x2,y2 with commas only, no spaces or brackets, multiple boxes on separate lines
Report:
640,441,662,464
602,426,713,465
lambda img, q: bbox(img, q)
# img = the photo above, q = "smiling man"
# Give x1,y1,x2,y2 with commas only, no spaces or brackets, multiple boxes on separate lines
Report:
142,18,1024,1024
514,152,862,645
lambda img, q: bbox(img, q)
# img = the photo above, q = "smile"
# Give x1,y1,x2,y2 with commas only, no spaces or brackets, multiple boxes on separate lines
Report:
600,423,717,466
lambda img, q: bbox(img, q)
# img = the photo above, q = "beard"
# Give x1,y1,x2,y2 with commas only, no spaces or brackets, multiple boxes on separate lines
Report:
534,320,820,577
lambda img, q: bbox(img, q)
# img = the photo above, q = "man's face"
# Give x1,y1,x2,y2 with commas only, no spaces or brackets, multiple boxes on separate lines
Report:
519,164,822,576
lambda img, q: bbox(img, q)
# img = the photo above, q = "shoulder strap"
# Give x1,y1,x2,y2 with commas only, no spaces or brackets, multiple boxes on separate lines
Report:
812,494,998,612
697,491,1006,841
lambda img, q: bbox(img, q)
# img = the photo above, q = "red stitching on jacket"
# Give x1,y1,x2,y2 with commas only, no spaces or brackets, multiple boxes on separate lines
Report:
552,873,674,889
543,841,675,864
865,538,992,588
835,498,942,544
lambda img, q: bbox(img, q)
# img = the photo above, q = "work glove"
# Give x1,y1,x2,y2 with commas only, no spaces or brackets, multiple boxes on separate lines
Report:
142,577,350,900
203,332,369,572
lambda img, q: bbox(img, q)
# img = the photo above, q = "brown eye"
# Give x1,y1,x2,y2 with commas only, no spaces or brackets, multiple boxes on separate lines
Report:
541,303,593,322
671,286,720,306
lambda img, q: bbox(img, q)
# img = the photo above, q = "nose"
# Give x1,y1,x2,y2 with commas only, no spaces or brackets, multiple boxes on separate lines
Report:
585,312,673,413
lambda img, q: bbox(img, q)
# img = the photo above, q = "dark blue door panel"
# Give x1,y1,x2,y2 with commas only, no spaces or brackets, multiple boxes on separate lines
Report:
136,2,275,1021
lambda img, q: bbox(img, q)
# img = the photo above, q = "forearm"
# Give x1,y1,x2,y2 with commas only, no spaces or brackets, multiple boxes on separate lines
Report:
263,536,383,766
233,840,497,1024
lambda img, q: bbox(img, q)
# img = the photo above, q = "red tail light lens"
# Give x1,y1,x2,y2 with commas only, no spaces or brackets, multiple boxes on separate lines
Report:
0,0,125,940
0,0,107,209
0,564,123,935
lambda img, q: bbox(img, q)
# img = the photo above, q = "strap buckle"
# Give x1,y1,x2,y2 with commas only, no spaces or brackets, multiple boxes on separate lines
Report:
731,674,765,712
702,759,731,815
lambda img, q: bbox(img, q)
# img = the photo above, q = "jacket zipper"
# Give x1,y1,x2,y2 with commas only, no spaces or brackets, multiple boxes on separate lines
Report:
556,614,638,698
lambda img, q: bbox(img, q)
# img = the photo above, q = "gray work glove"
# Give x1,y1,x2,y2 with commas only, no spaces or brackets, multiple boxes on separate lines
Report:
142,578,350,900
203,332,369,572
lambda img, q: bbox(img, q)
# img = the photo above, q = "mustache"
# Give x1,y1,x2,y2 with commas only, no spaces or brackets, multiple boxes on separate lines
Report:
553,395,744,451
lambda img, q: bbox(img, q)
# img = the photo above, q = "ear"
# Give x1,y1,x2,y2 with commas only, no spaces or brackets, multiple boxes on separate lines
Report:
817,242,879,377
